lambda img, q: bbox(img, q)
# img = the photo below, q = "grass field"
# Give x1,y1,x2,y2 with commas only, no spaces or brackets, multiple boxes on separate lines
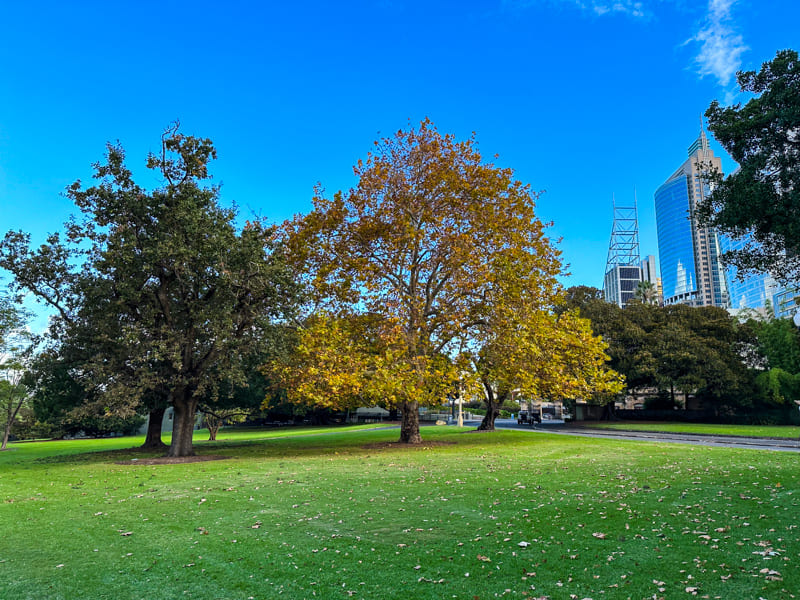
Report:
1,425,798,599
575,421,800,439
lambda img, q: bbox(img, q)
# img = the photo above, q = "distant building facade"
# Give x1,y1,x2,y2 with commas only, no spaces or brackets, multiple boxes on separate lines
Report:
604,265,642,307
654,129,729,307
720,233,782,314
773,285,800,320
640,254,663,304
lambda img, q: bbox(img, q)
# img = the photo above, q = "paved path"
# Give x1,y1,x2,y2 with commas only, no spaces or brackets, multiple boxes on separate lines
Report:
491,419,800,452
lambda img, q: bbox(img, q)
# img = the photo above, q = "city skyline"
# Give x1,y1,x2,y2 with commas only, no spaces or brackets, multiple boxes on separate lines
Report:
2,1,798,331
655,128,729,308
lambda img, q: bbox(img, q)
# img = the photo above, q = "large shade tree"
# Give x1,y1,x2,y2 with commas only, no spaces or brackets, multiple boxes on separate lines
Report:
698,49,800,281
283,120,619,442
0,126,298,456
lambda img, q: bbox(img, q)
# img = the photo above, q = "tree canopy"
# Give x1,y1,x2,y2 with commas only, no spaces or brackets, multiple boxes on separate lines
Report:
699,48,800,281
565,287,758,412
1,125,298,456
280,120,620,441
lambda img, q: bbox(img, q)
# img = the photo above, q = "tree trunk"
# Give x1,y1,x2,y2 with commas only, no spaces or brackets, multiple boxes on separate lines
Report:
2,396,25,451
477,407,499,431
478,388,501,431
1,422,11,451
477,381,505,431
398,400,422,444
167,392,198,457
601,401,616,421
204,414,221,441
141,406,168,450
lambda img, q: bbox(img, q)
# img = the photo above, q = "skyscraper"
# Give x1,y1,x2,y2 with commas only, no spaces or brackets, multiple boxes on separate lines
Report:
721,232,781,313
654,129,729,307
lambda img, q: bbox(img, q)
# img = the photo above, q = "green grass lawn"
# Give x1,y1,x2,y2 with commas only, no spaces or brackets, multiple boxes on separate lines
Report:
576,421,800,438
1,425,798,599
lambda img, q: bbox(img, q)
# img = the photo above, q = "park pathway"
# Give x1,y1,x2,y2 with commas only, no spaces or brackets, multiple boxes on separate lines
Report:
491,419,800,453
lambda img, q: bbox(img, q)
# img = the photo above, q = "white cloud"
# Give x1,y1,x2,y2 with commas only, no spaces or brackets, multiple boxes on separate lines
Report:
692,0,748,87
504,0,648,18
589,1,646,17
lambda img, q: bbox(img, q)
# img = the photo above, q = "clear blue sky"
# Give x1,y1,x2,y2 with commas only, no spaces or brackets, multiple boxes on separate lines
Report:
2,0,798,331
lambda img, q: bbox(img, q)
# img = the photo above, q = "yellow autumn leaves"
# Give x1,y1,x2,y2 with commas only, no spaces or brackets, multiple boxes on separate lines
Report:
265,119,623,439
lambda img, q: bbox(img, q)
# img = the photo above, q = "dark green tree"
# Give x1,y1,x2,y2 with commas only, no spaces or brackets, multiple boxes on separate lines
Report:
747,316,800,413
564,288,757,413
24,345,147,440
654,306,754,411
699,49,800,280
753,316,800,374
1,125,298,457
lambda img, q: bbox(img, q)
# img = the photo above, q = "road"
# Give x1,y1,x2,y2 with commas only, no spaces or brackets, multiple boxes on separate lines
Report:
490,418,800,453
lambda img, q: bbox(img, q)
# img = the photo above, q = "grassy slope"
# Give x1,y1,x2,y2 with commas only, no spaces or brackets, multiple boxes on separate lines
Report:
1,426,798,600
577,421,800,438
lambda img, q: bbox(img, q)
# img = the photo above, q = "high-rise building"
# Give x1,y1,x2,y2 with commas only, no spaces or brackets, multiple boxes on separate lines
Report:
773,285,800,320
603,198,641,308
654,129,729,307
720,233,781,313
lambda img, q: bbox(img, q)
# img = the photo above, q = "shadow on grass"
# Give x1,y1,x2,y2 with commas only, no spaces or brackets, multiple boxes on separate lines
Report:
26,426,548,467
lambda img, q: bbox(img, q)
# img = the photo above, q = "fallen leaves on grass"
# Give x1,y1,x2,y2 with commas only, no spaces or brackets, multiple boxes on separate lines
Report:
759,568,782,581
117,455,229,466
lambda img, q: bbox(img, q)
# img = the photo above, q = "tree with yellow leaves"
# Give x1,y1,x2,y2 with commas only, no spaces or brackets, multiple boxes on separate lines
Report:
281,119,620,442
467,240,624,430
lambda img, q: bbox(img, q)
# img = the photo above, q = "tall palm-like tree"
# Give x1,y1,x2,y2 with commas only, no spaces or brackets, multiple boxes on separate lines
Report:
634,280,659,305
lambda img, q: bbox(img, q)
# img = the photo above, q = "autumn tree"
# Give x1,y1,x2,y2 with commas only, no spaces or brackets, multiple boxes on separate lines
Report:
265,311,457,428
467,248,623,431
698,49,800,280
283,120,619,441
0,125,298,457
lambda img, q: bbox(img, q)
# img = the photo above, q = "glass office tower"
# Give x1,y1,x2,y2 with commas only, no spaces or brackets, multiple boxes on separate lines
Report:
654,130,729,307
720,233,782,311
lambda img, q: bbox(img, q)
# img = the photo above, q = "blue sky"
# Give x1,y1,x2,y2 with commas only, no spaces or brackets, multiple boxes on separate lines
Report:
1,0,798,330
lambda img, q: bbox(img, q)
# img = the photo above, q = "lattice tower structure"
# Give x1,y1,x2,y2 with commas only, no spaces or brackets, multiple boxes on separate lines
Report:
603,197,643,308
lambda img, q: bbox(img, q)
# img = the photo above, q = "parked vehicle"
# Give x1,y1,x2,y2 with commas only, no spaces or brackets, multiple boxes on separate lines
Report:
517,409,542,425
